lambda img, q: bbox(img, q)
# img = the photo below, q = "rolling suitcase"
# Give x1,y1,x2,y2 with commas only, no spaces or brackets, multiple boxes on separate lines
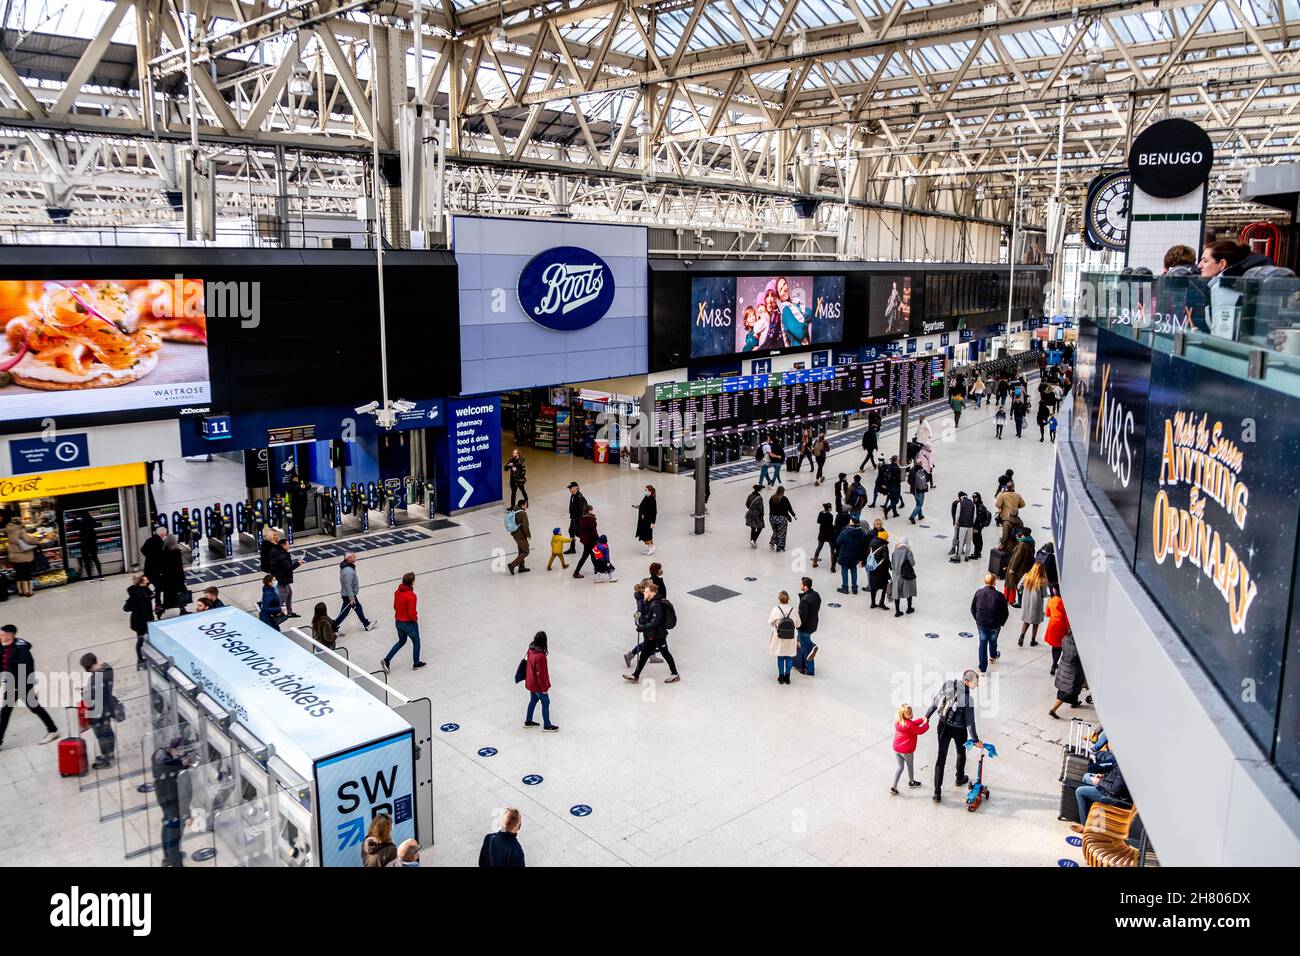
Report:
988,548,1010,578
58,737,88,778
1057,718,1092,822
786,455,800,473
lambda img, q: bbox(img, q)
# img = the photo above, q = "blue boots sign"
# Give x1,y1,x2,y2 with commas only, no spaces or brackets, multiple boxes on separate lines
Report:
517,246,616,331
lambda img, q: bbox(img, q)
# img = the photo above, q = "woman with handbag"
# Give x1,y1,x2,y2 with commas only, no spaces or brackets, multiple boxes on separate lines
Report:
124,574,155,666
890,535,918,617
2,510,40,598
523,631,558,732
258,575,284,630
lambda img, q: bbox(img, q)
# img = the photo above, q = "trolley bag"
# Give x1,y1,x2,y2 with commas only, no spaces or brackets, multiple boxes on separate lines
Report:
786,455,800,472
58,737,88,778
988,548,1010,578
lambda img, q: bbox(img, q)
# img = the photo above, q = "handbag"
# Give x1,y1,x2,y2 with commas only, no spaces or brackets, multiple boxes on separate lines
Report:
901,557,916,581
514,658,528,684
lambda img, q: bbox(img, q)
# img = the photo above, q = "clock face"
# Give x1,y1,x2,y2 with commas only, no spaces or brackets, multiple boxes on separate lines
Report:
1086,172,1131,250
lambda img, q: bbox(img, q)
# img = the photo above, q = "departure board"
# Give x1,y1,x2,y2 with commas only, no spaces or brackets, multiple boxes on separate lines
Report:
650,356,945,438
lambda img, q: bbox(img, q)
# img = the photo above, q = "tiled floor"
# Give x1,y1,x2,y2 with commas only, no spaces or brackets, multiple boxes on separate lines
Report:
0,394,1087,867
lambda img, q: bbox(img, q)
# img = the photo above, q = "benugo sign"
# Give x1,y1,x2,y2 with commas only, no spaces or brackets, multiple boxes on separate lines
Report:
0,461,146,502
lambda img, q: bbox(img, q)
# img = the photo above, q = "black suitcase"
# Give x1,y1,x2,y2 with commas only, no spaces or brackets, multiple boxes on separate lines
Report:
1059,778,1083,823
906,439,921,461
786,455,800,472
988,548,1010,578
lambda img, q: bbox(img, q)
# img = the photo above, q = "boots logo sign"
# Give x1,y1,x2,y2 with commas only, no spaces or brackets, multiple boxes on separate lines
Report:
517,246,616,332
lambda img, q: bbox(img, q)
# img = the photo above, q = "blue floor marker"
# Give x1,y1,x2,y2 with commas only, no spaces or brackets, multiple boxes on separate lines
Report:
959,631,974,639
1066,835,1083,847
925,632,940,640
570,804,593,817
440,723,460,733
744,576,758,582
1058,858,1079,867
477,747,498,758
522,774,543,786
136,783,154,793
827,602,842,608
192,848,217,862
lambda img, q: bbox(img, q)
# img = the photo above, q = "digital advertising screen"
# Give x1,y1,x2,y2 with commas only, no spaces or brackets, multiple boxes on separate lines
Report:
0,278,211,423
690,274,845,358
869,274,913,338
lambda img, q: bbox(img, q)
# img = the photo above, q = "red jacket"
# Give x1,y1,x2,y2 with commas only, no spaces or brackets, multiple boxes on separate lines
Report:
1044,595,1069,648
578,514,598,547
893,717,930,754
394,583,418,622
525,647,550,693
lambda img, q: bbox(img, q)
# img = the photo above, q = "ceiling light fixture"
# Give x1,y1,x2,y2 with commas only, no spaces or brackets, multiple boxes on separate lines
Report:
790,28,807,56
288,62,313,97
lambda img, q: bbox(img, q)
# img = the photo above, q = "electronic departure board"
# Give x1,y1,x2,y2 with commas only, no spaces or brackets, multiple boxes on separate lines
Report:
651,356,945,439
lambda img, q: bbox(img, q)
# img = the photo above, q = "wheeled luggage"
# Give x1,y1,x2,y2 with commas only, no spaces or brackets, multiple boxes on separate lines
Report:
1057,718,1093,821
786,455,800,473
988,548,1010,578
58,737,88,777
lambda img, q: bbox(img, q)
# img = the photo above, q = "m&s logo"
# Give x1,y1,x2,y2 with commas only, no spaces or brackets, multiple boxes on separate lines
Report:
517,246,616,332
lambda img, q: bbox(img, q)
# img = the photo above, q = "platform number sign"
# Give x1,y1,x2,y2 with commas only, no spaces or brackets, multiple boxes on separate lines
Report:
314,731,417,867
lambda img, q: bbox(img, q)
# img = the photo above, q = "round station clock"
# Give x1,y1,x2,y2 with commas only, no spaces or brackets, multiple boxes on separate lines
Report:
1084,170,1131,251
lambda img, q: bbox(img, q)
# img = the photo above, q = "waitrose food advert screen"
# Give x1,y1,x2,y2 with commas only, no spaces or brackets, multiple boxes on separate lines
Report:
0,278,211,423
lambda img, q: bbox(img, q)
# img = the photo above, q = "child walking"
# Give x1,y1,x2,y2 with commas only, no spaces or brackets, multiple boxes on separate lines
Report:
1048,415,1058,443
891,704,930,794
547,528,572,570
994,406,1006,440
592,535,618,583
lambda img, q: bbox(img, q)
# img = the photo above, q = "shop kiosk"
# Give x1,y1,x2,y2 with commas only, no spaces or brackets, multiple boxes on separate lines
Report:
129,608,431,867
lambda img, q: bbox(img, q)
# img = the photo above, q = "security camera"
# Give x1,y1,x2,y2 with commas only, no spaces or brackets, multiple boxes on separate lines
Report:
355,401,380,415
375,407,398,430
392,399,417,413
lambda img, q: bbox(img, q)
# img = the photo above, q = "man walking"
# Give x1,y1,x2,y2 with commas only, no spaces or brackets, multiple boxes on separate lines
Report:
479,808,526,867
950,491,976,562
565,482,587,554
0,625,59,749
970,574,1010,673
381,572,425,672
332,553,376,633
504,449,528,508
270,537,301,618
925,670,982,804
793,577,821,676
507,500,532,575
881,455,904,519
623,582,680,683
80,652,117,770
859,423,879,471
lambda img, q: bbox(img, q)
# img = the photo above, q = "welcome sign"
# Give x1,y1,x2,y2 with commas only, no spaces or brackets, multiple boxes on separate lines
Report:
517,245,616,332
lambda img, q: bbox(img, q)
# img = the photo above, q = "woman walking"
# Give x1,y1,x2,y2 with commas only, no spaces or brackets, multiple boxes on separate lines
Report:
891,704,930,794
1048,632,1086,719
125,574,155,666
889,535,917,617
524,631,559,731
744,485,765,549
866,530,892,608
1044,592,1070,675
635,485,657,556
768,485,796,552
971,375,986,409
768,591,801,685
310,602,338,649
573,505,598,578
812,432,829,485
1017,561,1048,646
1005,528,1036,607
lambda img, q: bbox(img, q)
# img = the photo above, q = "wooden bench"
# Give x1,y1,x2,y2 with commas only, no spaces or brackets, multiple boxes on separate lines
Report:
1082,803,1139,867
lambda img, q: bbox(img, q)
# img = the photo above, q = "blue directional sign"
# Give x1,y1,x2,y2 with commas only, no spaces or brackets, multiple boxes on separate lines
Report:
522,774,544,786
570,804,593,817
8,433,89,474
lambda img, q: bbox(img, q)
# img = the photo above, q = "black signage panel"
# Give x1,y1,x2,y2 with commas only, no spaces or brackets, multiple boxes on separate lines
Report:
1128,118,1214,199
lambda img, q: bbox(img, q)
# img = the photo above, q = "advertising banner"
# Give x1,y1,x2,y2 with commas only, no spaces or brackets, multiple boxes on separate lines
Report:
1052,452,1069,580
315,731,417,868
435,395,502,511
0,461,144,503
1086,327,1153,562
869,274,913,338
690,274,845,358
0,279,210,423
1134,353,1300,749
146,608,413,774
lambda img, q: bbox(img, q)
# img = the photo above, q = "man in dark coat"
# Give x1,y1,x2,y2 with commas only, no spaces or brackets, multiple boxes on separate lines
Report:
970,573,1010,673
152,737,190,867
794,577,821,676
479,808,526,867
0,624,59,748
566,482,587,554
269,539,301,617
140,526,167,611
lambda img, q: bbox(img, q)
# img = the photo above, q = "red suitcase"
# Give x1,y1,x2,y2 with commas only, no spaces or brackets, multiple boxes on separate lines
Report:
58,737,88,777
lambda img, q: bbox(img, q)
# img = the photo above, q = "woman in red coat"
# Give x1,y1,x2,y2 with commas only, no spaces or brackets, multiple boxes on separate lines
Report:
891,704,930,794
1043,594,1070,675
524,631,558,732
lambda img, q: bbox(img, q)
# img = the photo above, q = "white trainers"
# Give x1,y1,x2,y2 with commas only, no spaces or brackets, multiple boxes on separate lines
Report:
364,622,377,631
39,731,59,745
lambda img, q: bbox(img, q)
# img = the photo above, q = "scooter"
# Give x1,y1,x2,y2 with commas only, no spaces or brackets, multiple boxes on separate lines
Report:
963,740,998,812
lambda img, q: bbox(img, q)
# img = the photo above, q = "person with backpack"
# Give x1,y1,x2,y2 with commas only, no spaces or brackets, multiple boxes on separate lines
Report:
793,577,821,677
523,631,558,731
812,502,836,568
592,535,618,584
768,590,801,685
834,518,868,595
573,505,598,578
744,485,766,548
949,491,976,562
889,535,917,617
891,704,930,794
924,669,983,804
768,486,796,552
970,492,992,561
812,432,829,485
859,424,879,471
506,500,531,575
866,529,892,607
907,462,929,523
624,582,680,683
848,474,868,521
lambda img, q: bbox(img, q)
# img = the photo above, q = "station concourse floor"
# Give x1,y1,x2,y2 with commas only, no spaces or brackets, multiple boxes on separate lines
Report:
0,396,1094,867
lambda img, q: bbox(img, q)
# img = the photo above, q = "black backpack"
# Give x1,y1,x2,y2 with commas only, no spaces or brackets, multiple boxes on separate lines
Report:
776,607,796,641
660,599,677,631
975,503,992,529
